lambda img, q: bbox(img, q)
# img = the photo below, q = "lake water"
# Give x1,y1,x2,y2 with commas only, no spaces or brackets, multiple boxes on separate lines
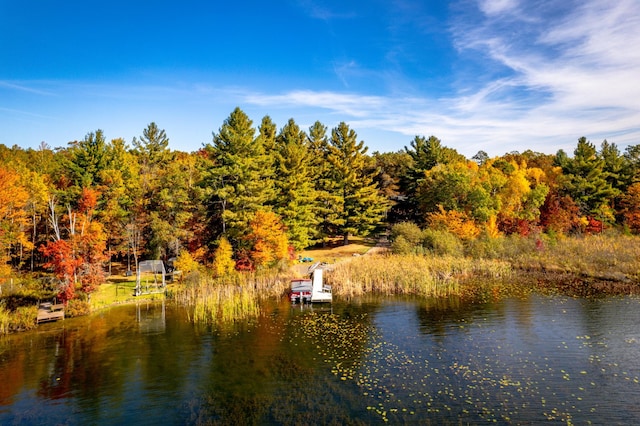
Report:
2,294,640,424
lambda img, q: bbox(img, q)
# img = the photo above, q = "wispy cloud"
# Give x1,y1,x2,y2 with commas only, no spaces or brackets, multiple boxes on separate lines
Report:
442,0,640,153
243,1,640,155
292,0,356,21
0,80,56,96
477,0,519,17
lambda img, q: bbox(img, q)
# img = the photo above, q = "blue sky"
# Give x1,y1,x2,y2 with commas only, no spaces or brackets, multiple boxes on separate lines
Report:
1,0,639,157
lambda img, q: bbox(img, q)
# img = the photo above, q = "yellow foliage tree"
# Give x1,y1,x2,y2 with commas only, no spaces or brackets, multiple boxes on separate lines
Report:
174,249,200,280
247,210,289,268
0,167,31,278
427,205,480,240
484,215,501,238
212,236,235,277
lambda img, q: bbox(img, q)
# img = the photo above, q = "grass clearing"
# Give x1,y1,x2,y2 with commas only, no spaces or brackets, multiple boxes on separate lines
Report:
297,237,377,264
91,275,165,311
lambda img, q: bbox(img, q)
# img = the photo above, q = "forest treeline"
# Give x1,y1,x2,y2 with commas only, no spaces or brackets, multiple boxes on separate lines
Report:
1,106,640,303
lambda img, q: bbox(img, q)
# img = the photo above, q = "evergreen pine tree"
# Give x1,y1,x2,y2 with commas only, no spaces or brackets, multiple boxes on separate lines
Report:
327,122,387,245
308,121,343,246
274,118,317,250
204,107,275,247
558,137,619,222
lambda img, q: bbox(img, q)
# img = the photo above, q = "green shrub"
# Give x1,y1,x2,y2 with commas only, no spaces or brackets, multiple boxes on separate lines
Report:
421,229,463,257
465,235,507,259
390,235,417,255
390,222,423,246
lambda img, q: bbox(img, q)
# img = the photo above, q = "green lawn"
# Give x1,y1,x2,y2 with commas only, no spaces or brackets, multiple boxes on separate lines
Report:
91,275,165,310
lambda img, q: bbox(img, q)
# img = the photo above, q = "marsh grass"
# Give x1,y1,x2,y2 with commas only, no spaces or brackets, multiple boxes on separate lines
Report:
326,253,512,299
0,303,37,334
172,269,291,324
494,233,640,282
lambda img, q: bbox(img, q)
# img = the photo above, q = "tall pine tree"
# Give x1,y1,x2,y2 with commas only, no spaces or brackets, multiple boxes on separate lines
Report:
131,122,175,259
204,107,275,248
327,122,387,245
308,121,343,246
274,118,317,250
556,137,618,222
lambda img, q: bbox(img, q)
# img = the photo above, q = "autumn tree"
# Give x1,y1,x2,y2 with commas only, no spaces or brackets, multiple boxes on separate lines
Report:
245,210,289,269
427,206,480,241
173,249,200,280
40,188,107,302
212,236,235,277
539,192,581,234
0,167,31,277
415,160,499,235
491,160,549,235
75,188,108,297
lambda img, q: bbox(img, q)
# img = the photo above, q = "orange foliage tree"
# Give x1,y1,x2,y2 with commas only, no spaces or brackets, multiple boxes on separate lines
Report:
427,205,480,240
245,210,290,269
0,167,31,278
75,188,107,297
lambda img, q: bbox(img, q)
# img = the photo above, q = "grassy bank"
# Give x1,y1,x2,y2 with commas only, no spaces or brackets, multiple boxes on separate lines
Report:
501,233,640,282
326,232,640,300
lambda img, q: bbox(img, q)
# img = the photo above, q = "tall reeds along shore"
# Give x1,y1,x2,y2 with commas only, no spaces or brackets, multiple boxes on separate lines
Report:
325,253,512,299
171,268,291,324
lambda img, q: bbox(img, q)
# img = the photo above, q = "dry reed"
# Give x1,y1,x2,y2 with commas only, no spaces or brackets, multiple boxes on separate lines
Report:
510,233,640,282
172,268,292,324
326,253,512,299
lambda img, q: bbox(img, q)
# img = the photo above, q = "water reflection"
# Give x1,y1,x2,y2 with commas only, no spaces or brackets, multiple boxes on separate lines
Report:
1,294,640,424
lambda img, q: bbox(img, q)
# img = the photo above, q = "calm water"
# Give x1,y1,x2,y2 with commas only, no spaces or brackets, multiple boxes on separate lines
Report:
2,294,640,424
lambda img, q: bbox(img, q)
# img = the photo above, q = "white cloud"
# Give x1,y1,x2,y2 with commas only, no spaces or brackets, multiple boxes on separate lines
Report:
477,0,519,17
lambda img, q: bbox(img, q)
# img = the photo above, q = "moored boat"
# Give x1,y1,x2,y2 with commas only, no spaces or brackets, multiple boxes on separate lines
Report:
290,262,332,303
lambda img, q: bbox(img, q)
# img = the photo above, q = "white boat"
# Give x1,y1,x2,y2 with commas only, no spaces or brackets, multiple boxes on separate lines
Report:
290,263,332,303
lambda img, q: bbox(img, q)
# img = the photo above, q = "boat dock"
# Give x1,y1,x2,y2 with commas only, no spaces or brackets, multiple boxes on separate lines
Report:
37,302,65,323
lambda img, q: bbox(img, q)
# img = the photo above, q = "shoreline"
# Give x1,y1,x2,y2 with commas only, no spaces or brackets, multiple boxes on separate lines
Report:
3,256,640,335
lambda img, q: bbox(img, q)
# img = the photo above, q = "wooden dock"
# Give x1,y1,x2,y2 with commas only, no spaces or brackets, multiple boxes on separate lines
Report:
37,302,65,323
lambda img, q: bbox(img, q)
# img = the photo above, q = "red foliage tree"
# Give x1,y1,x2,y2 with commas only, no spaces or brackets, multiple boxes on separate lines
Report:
40,239,82,303
539,191,581,234
40,188,107,302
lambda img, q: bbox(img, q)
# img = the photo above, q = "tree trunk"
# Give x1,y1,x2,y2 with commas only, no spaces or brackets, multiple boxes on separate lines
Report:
343,233,349,245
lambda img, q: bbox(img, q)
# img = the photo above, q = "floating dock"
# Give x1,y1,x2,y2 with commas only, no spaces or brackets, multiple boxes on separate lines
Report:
37,302,65,323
